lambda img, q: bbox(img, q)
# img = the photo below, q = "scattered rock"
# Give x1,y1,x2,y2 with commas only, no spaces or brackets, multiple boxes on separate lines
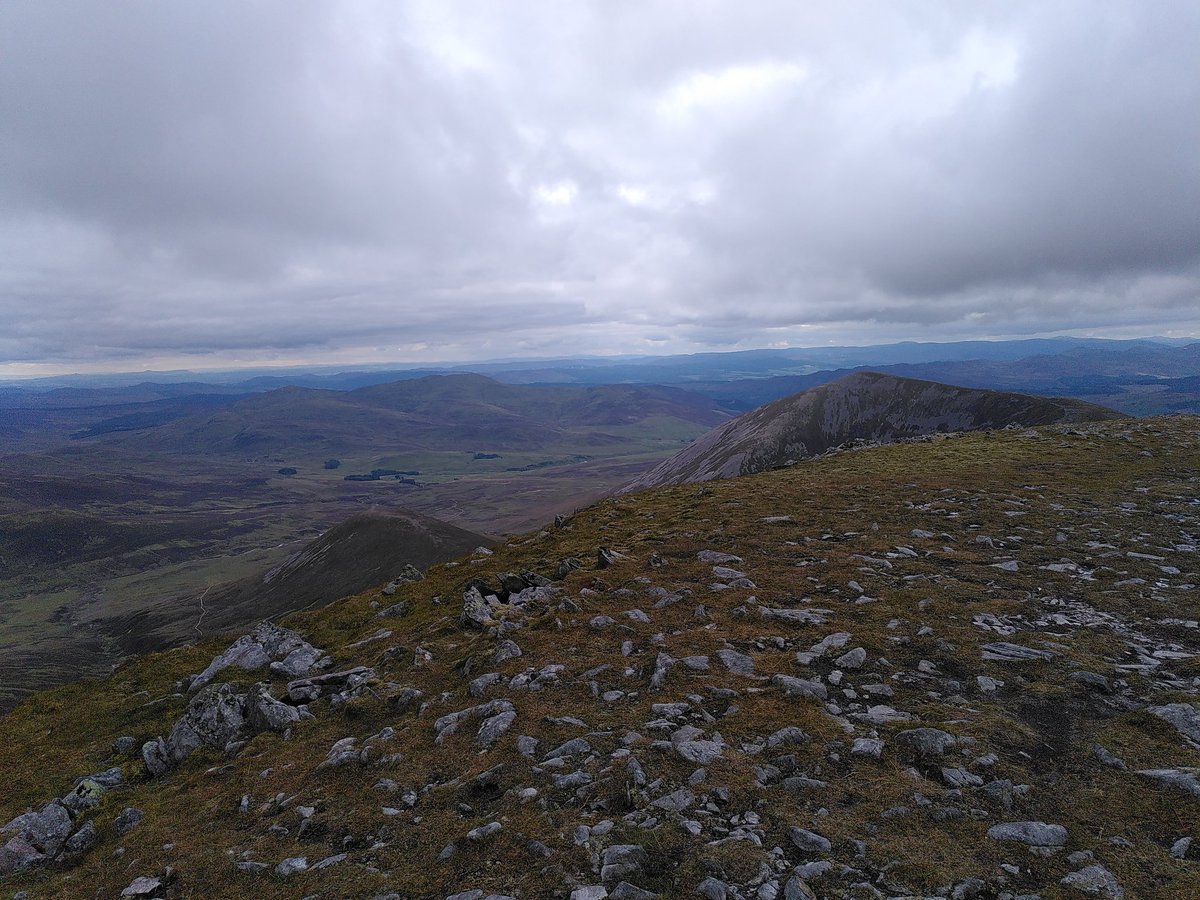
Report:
1061,864,1124,898
715,648,754,675
772,674,828,701
787,827,832,854
121,876,163,897
1136,768,1200,798
601,844,648,882
114,808,144,836
275,856,309,876
1148,704,1200,747
461,586,496,629
986,821,1068,848
894,728,958,764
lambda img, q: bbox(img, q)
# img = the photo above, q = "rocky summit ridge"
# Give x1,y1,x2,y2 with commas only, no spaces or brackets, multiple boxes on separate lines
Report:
623,372,1123,493
1,416,1199,899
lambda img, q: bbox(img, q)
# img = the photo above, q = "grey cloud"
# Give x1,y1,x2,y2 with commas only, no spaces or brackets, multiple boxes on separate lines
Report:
0,1,1197,372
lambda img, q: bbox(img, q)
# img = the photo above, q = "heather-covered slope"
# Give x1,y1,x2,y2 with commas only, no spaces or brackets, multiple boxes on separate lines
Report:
624,372,1123,492
90,509,492,658
1,417,1198,898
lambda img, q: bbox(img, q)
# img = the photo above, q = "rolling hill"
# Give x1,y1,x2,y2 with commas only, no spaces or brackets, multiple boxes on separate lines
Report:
112,374,731,457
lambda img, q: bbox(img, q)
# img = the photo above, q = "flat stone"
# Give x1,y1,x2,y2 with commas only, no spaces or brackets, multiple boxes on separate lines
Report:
275,856,309,876
716,649,754,675
697,551,742,564
981,642,1056,662
759,607,830,626
651,788,695,813
611,883,657,900
121,877,163,897
1148,704,1200,746
894,728,958,763
863,705,911,724
787,826,832,854
772,674,828,701
1060,864,1124,898
987,821,1068,847
767,726,811,747
1136,768,1200,797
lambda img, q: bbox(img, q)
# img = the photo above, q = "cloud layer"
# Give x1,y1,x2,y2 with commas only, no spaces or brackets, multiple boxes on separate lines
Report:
2,1,1198,372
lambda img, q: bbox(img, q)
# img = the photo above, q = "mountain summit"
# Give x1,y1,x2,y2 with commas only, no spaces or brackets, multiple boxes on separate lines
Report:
623,372,1123,492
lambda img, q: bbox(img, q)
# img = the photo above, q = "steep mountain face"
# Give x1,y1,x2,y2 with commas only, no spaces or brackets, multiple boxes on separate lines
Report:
624,372,1124,492
1,417,1197,898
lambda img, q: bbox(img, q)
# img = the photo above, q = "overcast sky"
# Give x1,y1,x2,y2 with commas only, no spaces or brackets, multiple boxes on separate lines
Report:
1,1,1198,375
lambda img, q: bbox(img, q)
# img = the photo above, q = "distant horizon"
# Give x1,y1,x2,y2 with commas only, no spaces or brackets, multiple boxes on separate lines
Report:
2,331,1196,386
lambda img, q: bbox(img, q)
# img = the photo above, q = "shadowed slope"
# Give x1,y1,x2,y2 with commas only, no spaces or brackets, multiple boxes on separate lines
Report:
96,509,492,657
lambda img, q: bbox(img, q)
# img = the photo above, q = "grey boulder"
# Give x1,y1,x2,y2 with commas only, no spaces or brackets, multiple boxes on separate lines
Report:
893,728,958,764
987,821,1068,847
1061,864,1124,898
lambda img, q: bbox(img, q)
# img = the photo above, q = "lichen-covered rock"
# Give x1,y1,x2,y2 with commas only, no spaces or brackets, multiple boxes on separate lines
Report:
0,834,43,874
63,821,97,855
461,586,496,629
169,683,247,757
246,682,306,733
61,767,121,816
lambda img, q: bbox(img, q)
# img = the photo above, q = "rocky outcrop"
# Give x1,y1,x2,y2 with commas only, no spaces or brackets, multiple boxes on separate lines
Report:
187,622,328,691
144,681,314,777
1,768,125,874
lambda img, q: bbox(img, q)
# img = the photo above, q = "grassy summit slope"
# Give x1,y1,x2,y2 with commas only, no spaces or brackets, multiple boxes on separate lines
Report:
1,417,1198,898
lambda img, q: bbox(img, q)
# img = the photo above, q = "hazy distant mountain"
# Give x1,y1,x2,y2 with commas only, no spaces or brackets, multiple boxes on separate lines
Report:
99,373,731,456
624,372,1124,491
670,342,1200,415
